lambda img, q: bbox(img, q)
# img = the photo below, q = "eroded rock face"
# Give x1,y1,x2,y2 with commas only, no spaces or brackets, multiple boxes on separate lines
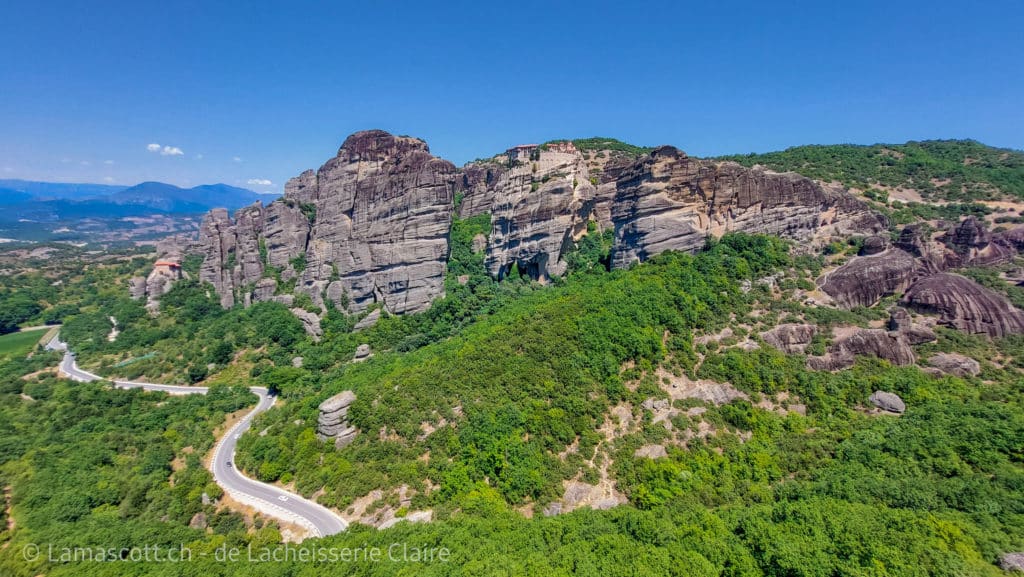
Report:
888,307,936,344
807,328,915,371
458,143,883,281
297,131,456,313
198,208,238,308
458,145,595,280
610,147,885,268
820,249,919,308
195,130,456,317
317,391,357,449
195,132,885,320
943,216,1016,267
290,308,323,341
903,273,1024,337
761,323,817,354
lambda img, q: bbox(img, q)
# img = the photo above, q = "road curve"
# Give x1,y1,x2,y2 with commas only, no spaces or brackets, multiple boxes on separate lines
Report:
51,337,347,538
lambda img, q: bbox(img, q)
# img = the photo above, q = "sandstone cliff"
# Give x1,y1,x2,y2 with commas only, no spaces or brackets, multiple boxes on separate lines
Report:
458,142,882,281
608,147,886,269
194,131,883,318
197,130,456,318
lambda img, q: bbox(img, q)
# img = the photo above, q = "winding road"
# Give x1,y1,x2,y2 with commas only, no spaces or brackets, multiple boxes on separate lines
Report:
49,336,347,538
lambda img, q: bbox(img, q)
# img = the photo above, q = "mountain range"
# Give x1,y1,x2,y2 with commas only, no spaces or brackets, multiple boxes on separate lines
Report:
0,179,269,221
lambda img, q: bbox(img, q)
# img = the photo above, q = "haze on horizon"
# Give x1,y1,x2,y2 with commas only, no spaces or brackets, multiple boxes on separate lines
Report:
1,0,1021,194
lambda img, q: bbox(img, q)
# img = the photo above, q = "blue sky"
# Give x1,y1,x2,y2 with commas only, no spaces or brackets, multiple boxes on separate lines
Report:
1,0,1021,194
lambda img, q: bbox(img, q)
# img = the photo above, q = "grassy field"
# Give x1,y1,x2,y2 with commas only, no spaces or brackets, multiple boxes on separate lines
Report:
0,329,46,359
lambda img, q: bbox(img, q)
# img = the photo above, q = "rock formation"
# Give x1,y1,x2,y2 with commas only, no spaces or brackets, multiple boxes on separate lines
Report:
317,391,357,449
128,258,188,311
807,328,915,371
927,353,981,377
942,216,1016,267
609,147,886,269
820,249,919,308
887,307,936,344
458,142,883,281
761,323,817,354
902,273,1024,337
192,131,885,317
869,391,906,414
458,143,596,280
197,131,456,317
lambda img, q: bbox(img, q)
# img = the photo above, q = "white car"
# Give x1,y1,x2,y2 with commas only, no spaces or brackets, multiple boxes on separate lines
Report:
278,495,288,502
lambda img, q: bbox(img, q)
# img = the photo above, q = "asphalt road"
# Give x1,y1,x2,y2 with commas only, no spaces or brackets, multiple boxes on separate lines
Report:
53,337,347,537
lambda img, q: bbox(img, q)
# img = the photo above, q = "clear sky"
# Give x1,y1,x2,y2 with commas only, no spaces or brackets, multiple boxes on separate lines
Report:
1,0,1021,194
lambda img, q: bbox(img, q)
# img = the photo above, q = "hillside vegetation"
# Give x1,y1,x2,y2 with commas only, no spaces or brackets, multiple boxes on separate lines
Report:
2,226,1021,575
720,140,1024,202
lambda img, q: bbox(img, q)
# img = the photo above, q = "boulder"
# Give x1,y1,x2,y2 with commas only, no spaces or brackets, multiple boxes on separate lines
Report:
903,273,1024,337
1001,553,1024,572
869,390,906,414
353,309,381,331
927,353,981,377
290,308,322,341
820,249,919,308
189,512,208,530
354,344,371,361
761,323,817,354
859,235,888,256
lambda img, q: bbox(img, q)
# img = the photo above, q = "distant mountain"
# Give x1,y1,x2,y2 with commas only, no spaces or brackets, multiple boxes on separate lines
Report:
0,179,271,221
0,179,127,200
109,182,268,212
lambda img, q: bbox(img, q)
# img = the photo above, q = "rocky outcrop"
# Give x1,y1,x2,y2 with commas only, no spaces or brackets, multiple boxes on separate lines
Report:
290,308,323,341
193,131,885,318
353,344,371,361
458,145,595,280
128,258,187,311
128,277,148,300
903,273,1024,337
869,391,905,414
761,323,817,354
942,216,1016,267
1001,553,1024,572
457,143,883,282
317,391,357,449
887,307,936,344
353,309,381,331
807,328,915,371
820,249,919,308
198,208,238,308
194,130,456,317
859,235,888,256
927,353,981,377
609,147,886,268
295,131,456,314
